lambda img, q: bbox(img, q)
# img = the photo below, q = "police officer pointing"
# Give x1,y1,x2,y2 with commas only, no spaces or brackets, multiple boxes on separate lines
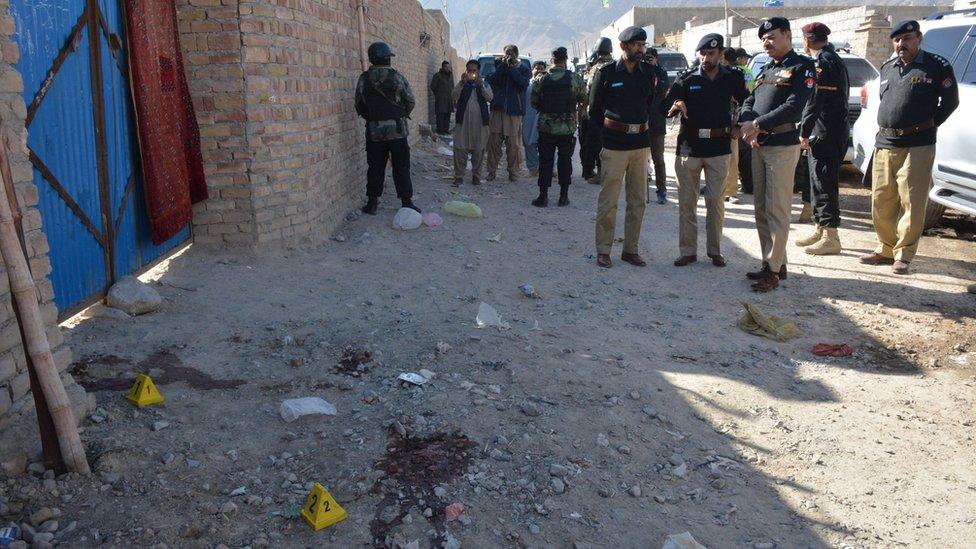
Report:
355,42,419,215
662,33,748,268
796,22,850,256
738,17,815,292
860,20,959,275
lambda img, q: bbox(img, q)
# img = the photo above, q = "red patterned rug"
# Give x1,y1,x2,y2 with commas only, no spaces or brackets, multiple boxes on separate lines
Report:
124,0,207,244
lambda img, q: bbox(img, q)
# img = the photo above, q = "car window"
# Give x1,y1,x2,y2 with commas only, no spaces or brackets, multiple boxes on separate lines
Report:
964,40,976,84
923,25,968,61
657,54,688,72
844,58,879,88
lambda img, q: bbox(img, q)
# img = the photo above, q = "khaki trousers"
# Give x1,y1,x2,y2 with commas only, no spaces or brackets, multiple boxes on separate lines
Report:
752,144,801,271
453,147,485,179
675,154,730,257
724,139,740,197
486,111,523,176
596,147,649,255
871,145,935,263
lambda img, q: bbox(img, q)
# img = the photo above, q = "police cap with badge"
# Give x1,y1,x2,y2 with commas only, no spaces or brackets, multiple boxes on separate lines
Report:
758,16,790,39
890,20,920,39
696,33,723,52
618,26,647,43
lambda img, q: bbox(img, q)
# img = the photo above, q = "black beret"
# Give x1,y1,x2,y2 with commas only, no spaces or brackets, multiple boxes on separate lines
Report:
735,48,751,59
758,16,790,39
801,22,831,40
618,26,647,43
696,33,724,52
552,47,568,60
890,20,920,39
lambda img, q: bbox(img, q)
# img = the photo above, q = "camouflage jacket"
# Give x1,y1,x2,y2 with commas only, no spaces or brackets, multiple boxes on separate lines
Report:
355,66,416,141
579,54,615,121
531,68,587,136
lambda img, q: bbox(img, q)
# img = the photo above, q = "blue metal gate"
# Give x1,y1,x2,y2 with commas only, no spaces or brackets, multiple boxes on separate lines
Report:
10,0,190,317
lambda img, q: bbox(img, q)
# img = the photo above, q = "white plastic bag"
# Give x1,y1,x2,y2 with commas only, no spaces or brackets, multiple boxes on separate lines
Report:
475,302,510,329
279,397,337,423
393,208,423,230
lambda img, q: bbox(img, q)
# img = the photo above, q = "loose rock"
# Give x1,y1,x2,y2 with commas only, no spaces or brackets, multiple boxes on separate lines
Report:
106,276,162,315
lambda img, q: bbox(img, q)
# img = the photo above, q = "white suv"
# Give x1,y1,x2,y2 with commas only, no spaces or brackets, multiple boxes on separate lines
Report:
852,10,975,228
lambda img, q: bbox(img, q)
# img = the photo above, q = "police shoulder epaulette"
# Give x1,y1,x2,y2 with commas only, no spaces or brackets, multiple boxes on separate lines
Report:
928,51,951,68
676,67,695,80
880,57,897,70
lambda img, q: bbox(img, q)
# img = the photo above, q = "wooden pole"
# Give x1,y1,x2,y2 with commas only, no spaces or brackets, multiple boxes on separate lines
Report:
0,138,88,474
0,131,65,473
356,0,368,71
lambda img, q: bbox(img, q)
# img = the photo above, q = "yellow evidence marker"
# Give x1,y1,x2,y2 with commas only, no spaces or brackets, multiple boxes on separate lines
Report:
300,483,348,531
125,374,165,407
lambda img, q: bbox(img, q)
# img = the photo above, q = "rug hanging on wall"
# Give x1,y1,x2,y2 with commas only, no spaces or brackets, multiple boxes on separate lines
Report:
124,0,208,245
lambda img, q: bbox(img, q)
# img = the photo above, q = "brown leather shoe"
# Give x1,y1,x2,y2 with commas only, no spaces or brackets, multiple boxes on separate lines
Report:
707,254,727,267
673,255,697,267
597,254,612,268
621,253,647,267
746,263,786,280
751,273,780,292
860,253,894,266
892,260,911,275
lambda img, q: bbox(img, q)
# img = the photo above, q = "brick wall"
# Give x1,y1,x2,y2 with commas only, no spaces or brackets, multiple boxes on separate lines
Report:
0,0,94,467
177,0,464,246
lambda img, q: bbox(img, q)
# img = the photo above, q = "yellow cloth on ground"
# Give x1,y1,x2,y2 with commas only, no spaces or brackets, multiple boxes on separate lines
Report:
737,302,800,342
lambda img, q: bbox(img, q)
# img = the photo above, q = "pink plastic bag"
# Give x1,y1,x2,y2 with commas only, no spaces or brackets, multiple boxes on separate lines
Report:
422,212,443,227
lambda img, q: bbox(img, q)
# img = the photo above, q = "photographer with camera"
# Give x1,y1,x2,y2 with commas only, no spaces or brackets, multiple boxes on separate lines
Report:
485,44,531,181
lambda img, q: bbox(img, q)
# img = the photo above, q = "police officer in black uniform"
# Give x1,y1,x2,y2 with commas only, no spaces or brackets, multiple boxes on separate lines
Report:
796,22,850,256
354,42,419,215
861,19,959,274
739,16,816,292
662,33,749,268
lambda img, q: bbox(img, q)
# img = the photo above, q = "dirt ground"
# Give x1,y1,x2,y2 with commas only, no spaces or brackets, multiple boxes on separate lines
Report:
2,133,975,549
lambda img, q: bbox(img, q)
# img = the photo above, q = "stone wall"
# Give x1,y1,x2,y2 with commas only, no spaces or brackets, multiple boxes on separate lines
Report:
178,0,464,247
735,5,951,59
0,0,93,468
656,4,951,64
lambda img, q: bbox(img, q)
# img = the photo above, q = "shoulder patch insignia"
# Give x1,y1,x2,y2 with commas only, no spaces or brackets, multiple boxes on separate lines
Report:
943,77,954,88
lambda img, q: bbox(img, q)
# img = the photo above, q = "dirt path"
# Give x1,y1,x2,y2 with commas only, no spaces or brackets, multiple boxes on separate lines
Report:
3,136,975,548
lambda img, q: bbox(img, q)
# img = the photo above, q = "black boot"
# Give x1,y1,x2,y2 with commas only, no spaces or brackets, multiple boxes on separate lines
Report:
531,189,548,208
557,187,569,207
401,199,421,213
361,196,378,215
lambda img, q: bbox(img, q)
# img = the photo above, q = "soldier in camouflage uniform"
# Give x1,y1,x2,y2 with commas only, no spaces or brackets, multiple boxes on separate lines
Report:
581,37,615,183
530,47,587,207
355,42,419,215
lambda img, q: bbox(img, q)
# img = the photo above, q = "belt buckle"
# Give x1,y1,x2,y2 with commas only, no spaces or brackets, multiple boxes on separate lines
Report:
627,124,640,134
698,129,711,139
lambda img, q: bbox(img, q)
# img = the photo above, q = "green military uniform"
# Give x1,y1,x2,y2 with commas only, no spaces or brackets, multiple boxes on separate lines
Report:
580,53,615,179
531,59,587,207
355,58,417,211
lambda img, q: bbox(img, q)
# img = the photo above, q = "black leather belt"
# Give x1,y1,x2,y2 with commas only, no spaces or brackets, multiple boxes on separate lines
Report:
878,119,935,137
